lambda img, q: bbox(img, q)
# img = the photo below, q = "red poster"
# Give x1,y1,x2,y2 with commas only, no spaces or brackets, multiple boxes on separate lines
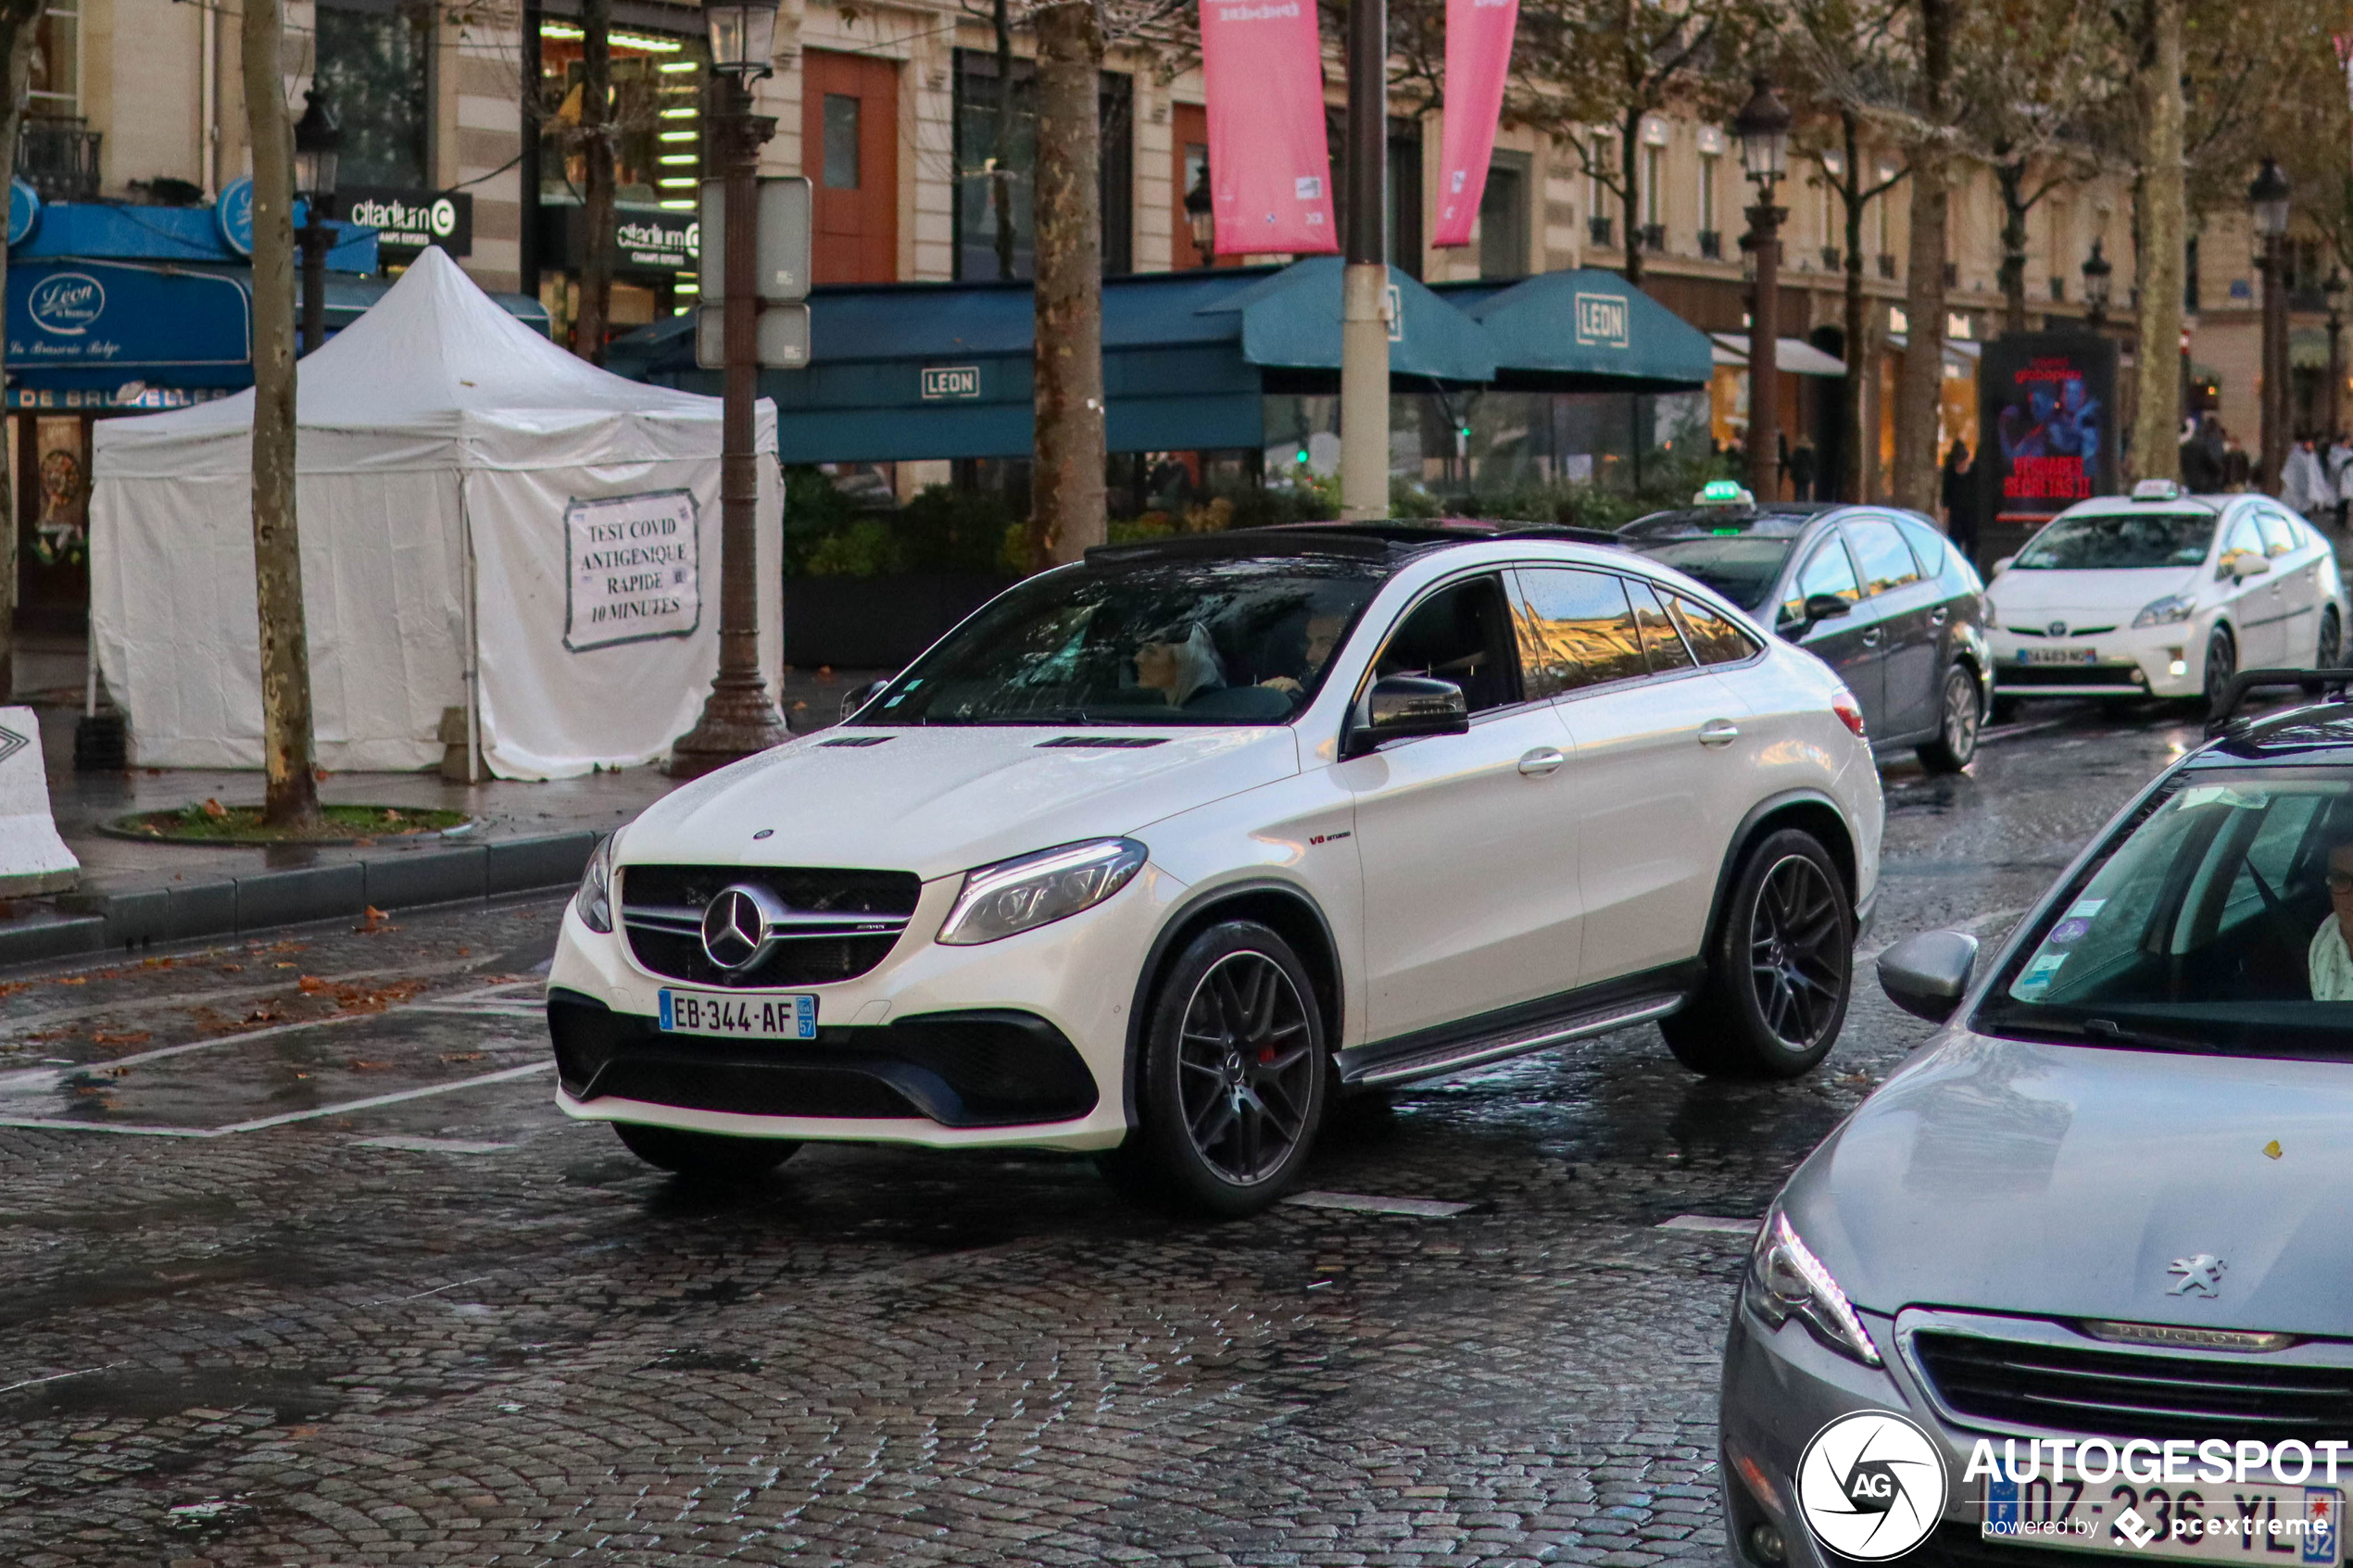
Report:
1199,0,1340,256
1432,0,1518,246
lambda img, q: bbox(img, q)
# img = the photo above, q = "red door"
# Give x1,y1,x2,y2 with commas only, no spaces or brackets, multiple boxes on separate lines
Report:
803,50,899,282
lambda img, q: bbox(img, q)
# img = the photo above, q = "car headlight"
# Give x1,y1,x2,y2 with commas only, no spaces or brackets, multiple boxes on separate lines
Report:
1745,1210,1881,1365
938,838,1147,946
574,833,616,935
2133,593,2198,629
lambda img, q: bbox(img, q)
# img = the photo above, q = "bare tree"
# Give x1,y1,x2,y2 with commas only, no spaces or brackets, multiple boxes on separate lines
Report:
573,0,614,363
242,0,320,827
2124,0,2184,481
1808,116,1906,499
1888,0,1955,513
1027,0,1106,568
0,0,45,702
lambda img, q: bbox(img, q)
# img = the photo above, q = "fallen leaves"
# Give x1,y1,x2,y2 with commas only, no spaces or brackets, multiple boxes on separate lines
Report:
347,1060,388,1072
439,1051,485,1064
200,797,228,820
355,906,399,935
88,1031,152,1047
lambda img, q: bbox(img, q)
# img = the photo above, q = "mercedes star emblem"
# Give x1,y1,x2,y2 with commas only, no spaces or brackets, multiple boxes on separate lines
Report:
2166,1254,2226,1297
700,884,785,972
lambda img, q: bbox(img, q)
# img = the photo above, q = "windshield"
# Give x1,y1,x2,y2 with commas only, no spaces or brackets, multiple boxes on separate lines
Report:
1617,536,1793,612
1973,769,2353,1056
860,557,1389,726
2013,511,2215,570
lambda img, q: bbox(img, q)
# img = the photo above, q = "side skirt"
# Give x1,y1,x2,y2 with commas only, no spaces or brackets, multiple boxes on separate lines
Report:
1336,963,1699,1089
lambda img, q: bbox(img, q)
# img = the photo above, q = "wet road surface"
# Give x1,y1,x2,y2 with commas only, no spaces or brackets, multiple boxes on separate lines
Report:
0,708,2205,1567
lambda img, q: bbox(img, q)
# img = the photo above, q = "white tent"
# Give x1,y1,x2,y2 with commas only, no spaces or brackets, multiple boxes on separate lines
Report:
91,247,780,780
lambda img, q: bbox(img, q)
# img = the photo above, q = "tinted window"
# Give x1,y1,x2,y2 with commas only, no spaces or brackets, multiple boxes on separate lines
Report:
1377,574,1522,714
1845,518,1923,596
2016,511,2216,570
1512,568,1647,696
1618,535,1792,612
1782,539,1861,625
1625,579,1695,672
1667,593,1763,665
2223,516,2265,566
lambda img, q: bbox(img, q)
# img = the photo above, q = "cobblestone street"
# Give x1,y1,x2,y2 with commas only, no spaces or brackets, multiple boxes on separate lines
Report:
0,709,2197,1567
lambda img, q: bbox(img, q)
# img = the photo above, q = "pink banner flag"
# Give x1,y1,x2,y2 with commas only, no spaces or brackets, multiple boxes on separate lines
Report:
1431,0,1519,247
1199,0,1339,256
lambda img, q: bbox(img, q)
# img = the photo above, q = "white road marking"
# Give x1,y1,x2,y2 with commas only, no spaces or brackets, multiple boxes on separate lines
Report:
0,1061,553,1139
0,1361,128,1397
353,1135,520,1154
1285,1190,1472,1218
1657,1214,1761,1235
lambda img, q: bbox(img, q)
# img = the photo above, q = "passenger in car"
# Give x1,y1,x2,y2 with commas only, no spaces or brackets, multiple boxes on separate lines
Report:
1134,623,1229,707
1258,610,1349,696
2311,842,2353,1000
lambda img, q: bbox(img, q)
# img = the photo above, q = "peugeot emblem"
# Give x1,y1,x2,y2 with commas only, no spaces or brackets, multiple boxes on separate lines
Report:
699,883,784,972
2167,1254,2226,1297
2047,620,2068,639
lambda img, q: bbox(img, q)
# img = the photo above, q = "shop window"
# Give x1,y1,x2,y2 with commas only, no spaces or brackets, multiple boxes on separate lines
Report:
315,0,432,189
1480,150,1530,280
952,51,1133,281
537,18,706,212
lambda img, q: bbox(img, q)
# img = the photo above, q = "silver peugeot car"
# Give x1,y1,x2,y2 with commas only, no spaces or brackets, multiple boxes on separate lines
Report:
1719,672,2353,1568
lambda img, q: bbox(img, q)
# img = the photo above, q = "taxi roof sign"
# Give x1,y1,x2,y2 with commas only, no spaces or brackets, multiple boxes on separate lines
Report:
1694,480,1755,506
2130,478,2183,501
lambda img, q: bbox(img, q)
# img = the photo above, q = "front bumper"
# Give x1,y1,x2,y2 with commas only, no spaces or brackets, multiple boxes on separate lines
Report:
1988,622,2204,699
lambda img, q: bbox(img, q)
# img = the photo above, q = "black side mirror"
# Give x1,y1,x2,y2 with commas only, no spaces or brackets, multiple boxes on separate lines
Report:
1877,930,1981,1024
1779,593,1854,638
1344,675,1468,758
841,678,891,722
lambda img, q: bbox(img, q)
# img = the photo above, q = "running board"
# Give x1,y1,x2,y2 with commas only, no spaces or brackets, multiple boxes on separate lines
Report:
1339,994,1685,1089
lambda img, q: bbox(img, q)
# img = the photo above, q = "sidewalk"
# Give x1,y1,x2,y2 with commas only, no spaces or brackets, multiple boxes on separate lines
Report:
0,641,888,967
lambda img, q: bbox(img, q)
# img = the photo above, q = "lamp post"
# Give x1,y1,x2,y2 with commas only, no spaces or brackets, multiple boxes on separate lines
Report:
292,89,341,357
2082,237,2112,332
2249,156,2292,493
1734,73,1792,501
670,0,789,777
1337,0,1389,520
2325,266,2346,440
1184,162,1214,269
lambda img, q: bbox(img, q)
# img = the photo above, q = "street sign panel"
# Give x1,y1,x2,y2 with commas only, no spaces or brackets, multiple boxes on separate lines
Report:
698,177,812,303
695,302,811,370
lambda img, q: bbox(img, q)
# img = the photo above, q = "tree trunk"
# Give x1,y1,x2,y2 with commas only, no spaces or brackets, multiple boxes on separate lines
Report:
1839,111,1868,503
243,0,319,826
573,0,614,364
2130,0,2185,483
991,0,1017,282
1619,107,1642,286
1995,157,2029,335
1892,0,1954,515
0,12,36,705
1026,0,1105,570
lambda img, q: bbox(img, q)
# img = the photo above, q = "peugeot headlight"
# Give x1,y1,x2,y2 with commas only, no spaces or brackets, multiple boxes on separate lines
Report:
2133,593,2198,629
938,838,1147,946
574,833,616,935
1746,1210,1881,1365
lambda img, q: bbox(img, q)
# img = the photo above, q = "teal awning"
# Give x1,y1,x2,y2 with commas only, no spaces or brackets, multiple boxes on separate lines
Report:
1201,257,1498,384
1433,270,1712,392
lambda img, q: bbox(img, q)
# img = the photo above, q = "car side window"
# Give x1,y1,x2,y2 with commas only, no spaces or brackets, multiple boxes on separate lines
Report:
1375,573,1523,715
1844,518,1923,596
1510,568,1648,698
1623,578,1697,673
2255,508,2298,558
1894,517,1956,581
2221,515,2265,570
1781,537,1861,626
1666,592,1764,665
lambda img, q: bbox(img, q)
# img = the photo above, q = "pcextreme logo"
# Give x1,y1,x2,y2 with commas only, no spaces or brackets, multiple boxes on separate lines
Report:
1794,1411,1951,1561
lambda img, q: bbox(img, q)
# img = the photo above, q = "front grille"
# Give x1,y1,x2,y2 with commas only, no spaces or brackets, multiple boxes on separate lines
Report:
2005,626,2119,639
1913,1329,2353,1444
1996,664,2144,688
620,864,922,988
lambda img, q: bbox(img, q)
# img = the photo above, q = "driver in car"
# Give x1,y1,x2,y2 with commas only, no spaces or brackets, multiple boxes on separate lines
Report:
1258,610,1350,696
2312,842,2353,1000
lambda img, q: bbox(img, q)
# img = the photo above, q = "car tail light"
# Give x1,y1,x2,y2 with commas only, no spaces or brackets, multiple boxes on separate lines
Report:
1831,691,1866,737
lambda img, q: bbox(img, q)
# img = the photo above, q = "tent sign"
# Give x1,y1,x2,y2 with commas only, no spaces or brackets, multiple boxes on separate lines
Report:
563,489,701,653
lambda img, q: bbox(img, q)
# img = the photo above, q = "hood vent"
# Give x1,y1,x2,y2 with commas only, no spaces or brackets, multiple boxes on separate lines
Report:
820,735,893,747
1036,735,1168,749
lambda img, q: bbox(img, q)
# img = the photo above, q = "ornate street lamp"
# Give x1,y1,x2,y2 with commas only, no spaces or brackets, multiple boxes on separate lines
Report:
1733,73,1792,501
1184,162,1215,268
292,89,341,357
2081,237,2112,331
671,0,791,776
2249,157,2293,493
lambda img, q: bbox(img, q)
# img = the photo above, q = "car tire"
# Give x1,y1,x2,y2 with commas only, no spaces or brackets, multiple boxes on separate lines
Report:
2201,626,2238,717
613,1122,798,1181
2320,605,2344,669
1915,663,1982,772
1098,920,1328,1219
1659,829,1854,1080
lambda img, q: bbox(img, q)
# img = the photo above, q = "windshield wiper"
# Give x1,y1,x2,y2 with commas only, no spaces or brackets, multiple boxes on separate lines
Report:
2014,1014,2215,1052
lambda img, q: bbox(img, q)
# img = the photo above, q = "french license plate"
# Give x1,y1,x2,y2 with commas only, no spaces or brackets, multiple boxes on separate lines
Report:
1984,1475,2343,1563
657,989,817,1040
2021,646,2099,666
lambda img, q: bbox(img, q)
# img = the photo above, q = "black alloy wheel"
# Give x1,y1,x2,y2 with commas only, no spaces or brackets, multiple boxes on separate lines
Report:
2321,605,2344,669
2201,626,2238,718
1660,828,1854,1079
1916,663,1982,772
614,1122,798,1182
1101,920,1328,1217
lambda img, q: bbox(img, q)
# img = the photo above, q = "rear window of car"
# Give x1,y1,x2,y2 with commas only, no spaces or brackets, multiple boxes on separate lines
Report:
1617,536,1793,613
1665,592,1762,665
2014,511,2216,570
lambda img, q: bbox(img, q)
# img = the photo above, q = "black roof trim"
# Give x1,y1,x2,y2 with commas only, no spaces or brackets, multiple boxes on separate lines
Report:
1083,520,1623,569
2204,667,2353,747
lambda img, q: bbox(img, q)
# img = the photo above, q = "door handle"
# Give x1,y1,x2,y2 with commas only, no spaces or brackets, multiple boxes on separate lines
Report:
1698,720,1741,747
1860,627,1883,647
1516,746,1567,776
1930,607,1950,626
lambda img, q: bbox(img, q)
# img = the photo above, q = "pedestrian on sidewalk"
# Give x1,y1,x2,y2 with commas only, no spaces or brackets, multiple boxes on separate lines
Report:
1941,439,1977,561
2283,435,2329,521
2329,433,2353,533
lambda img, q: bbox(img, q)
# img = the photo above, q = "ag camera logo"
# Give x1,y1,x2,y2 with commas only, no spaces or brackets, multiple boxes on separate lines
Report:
1795,1411,1949,1561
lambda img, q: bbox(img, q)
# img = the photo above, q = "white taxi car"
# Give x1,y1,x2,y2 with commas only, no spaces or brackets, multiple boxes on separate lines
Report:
1986,481,2347,715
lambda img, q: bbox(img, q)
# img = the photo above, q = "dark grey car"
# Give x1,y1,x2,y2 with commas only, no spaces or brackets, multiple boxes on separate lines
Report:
1620,504,1994,772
